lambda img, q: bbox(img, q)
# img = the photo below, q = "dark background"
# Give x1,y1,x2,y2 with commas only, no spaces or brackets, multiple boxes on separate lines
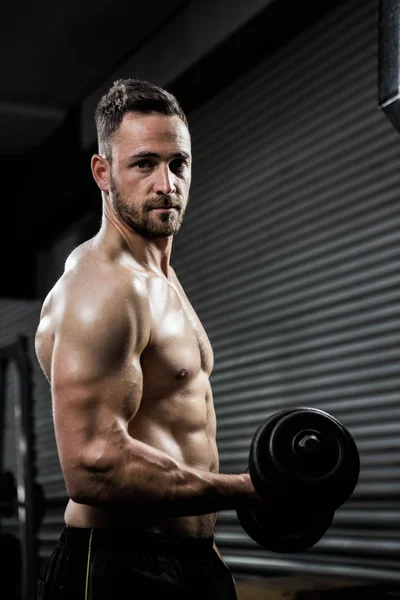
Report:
1,0,345,298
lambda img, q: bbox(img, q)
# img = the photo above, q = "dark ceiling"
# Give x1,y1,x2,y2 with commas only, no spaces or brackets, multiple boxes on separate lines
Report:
0,0,186,154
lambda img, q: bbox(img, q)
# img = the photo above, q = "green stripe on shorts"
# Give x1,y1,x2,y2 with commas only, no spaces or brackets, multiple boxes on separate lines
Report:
85,529,94,600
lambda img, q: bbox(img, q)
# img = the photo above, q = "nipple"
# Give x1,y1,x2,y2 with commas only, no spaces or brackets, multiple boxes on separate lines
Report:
176,369,189,380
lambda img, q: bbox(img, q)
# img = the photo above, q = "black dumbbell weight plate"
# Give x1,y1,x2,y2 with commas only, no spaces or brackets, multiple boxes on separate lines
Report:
236,502,335,554
249,407,359,510
248,408,295,499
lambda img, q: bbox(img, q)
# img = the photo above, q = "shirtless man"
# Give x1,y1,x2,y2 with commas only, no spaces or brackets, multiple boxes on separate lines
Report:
35,78,258,599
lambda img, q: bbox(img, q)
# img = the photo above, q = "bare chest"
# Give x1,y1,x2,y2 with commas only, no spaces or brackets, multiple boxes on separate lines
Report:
141,274,214,392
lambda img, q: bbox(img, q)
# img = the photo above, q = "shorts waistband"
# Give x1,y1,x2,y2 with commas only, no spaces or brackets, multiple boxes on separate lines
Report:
62,526,214,555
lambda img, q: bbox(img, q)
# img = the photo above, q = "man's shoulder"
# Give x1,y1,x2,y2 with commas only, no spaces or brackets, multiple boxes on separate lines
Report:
68,239,150,292
37,242,152,354
42,240,148,320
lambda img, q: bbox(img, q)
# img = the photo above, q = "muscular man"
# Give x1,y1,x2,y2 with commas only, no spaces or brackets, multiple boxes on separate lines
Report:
35,78,258,599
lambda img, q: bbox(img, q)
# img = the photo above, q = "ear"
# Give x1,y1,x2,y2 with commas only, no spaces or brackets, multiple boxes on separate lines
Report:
91,154,110,193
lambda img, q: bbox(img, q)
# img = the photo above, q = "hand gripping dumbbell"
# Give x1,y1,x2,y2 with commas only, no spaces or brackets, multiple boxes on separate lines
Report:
236,407,360,553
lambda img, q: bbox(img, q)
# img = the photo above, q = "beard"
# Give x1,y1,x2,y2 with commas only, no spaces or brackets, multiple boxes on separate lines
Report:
110,176,187,239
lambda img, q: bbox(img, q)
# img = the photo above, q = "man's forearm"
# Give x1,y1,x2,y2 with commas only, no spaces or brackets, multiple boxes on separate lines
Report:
69,434,255,517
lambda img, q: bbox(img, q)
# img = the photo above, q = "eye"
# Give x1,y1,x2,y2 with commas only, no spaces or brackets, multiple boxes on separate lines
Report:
134,160,154,169
170,159,188,174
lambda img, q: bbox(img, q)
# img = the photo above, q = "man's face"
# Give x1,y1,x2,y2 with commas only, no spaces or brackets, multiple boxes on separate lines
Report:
108,112,192,238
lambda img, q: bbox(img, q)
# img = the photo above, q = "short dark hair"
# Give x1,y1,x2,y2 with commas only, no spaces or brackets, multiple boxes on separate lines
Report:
95,78,188,159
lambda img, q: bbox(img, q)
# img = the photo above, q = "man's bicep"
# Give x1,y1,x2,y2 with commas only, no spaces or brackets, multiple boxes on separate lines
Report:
50,293,144,479
52,294,133,387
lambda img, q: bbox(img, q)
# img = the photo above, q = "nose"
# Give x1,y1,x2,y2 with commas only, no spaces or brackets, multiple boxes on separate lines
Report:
153,164,176,196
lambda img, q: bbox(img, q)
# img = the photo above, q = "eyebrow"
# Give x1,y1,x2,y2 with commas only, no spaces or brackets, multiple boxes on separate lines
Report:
128,151,191,161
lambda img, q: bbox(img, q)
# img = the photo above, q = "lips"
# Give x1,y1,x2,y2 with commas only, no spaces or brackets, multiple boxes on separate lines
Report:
151,206,179,210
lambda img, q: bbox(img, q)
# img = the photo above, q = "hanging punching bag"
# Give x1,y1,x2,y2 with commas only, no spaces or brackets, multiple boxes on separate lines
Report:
379,0,400,133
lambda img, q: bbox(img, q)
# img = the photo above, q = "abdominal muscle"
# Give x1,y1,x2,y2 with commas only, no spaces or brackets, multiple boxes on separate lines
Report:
64,394,219,538
64,501,218,537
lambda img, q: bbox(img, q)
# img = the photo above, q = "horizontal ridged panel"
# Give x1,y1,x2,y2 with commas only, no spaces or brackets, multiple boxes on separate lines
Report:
173,0,400,583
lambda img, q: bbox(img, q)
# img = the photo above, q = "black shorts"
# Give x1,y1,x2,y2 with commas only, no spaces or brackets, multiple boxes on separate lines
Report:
37,527,237,599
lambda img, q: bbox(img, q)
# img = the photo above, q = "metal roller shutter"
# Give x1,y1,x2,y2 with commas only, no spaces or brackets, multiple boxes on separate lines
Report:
172,0,400,582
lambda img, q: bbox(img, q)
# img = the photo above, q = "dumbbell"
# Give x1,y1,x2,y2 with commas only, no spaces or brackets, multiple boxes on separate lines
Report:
236,407,360,553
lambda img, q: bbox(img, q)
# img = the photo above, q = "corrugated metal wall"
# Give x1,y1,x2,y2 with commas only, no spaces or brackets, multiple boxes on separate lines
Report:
173,0,400,583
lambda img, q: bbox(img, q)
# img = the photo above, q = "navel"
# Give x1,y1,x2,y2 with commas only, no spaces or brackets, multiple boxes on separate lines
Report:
176,368,189,380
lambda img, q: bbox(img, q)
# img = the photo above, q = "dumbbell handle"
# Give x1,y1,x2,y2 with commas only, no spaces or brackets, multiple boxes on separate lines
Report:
295,433,320,453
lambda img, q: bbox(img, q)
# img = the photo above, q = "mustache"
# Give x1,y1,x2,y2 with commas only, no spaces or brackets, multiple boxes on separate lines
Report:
145,196,182,210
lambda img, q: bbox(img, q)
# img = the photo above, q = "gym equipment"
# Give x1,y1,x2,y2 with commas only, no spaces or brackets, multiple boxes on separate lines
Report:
0,469,45,531
236,407,360,553
0,470,17,518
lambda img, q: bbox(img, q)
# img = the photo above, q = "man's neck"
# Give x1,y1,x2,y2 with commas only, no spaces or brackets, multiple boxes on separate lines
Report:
100,205,173,279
